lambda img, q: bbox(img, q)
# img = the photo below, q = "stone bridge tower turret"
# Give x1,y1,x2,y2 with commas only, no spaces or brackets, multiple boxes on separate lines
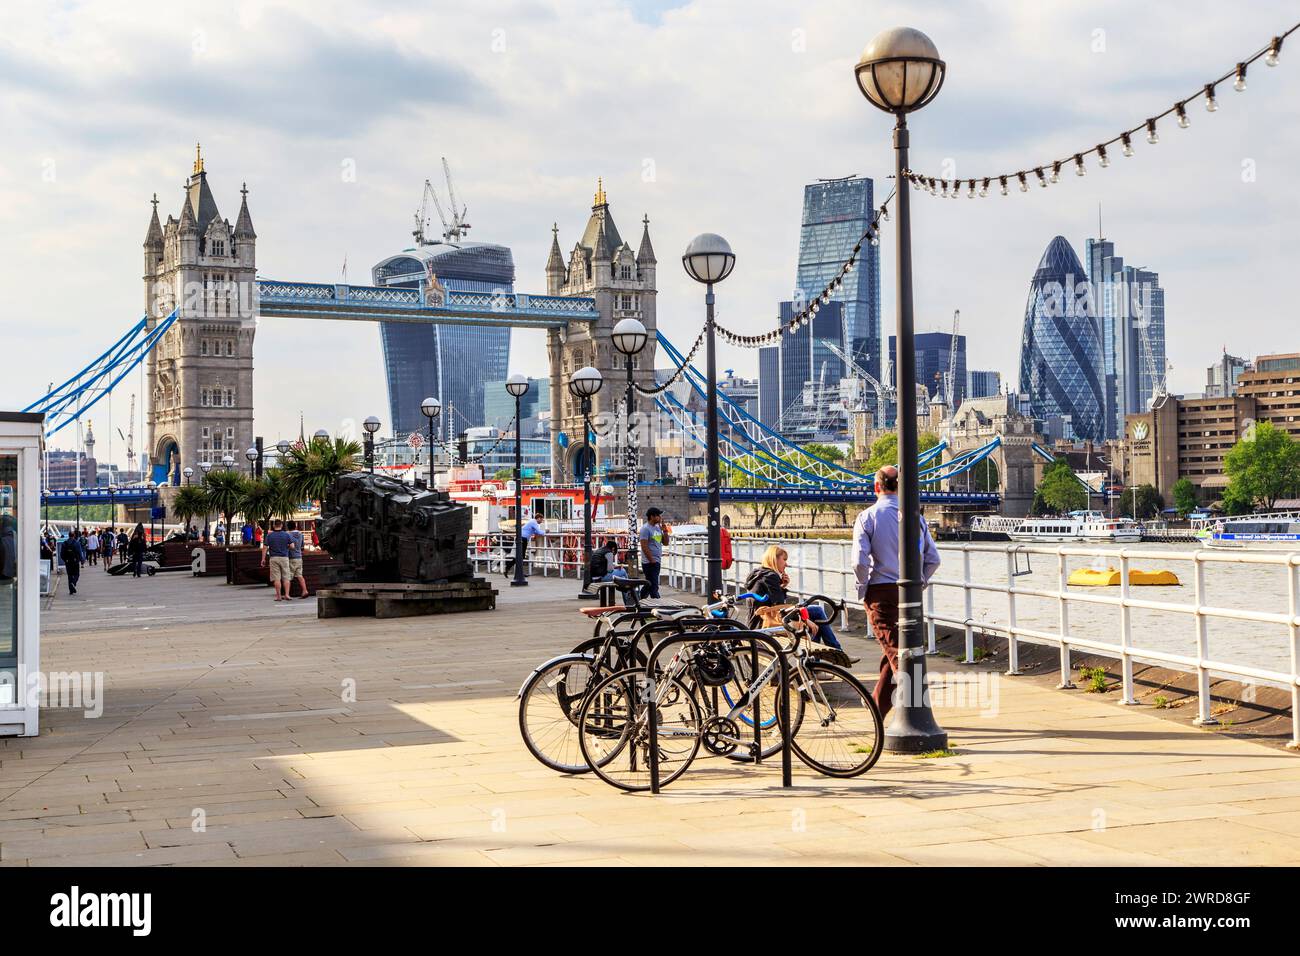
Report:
546,181,658,481
143,145,257,485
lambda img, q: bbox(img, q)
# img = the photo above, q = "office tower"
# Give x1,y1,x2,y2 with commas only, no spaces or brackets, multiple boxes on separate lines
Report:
777,300,845,439
966,369,1002,400
483,377,550,434
371,243,514,438
1087,238,1167,437
794,176,882,385
888,331,967,407
1205,352,1253,397
1019,236,1105,441
758,346,781,430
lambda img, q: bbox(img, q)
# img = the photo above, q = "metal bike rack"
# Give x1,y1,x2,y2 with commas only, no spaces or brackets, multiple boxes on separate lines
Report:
644,629,793,794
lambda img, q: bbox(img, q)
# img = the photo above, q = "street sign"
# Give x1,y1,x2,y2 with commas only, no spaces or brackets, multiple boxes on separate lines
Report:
408,432,424,449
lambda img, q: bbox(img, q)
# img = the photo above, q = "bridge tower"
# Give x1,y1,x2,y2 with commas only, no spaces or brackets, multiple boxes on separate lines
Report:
143,146,257,485
546,181,658,480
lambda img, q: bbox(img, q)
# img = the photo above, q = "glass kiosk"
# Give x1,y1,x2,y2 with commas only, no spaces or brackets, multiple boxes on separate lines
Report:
0,413,42,736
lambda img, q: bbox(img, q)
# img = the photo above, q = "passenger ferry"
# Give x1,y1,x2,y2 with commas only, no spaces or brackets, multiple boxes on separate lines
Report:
1008,510,1143,544
1200,514,1300,551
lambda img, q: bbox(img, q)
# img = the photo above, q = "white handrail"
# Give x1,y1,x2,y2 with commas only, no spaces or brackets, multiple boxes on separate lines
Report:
658,534,1300,747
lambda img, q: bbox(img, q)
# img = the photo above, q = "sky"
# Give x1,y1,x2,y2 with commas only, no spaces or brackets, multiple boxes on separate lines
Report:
2,0,1297,466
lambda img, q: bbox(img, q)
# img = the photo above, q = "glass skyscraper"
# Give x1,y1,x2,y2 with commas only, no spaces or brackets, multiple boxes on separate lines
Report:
371,243,514,439
1086,238,1167,437
758,346,781,430
794,177,881,383
777,299,845,439
888,331,967,407
1018,236,1105,442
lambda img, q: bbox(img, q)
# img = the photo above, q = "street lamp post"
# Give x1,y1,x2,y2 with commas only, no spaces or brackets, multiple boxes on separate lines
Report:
73,488,82,533
199,460,212,538
146,480,157,543
505,376,530,587
421,397,442,488
682,233,736,599
362,417,381,473
611,318,648,571
183,467,193,486
568,366,603,596
855,25,949,753
245,446,260,477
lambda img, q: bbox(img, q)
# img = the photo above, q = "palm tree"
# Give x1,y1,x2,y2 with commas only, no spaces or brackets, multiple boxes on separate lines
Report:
203,468,250,539
171,485,210,532
239,477,278,529
278,436,361,505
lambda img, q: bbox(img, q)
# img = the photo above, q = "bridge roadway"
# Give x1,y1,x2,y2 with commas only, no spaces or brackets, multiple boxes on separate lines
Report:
255,279,596,329
10,568,1300,866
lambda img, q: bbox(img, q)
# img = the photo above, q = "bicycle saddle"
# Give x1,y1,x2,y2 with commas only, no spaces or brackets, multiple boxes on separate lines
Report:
650,606,702,621
610,577,647,591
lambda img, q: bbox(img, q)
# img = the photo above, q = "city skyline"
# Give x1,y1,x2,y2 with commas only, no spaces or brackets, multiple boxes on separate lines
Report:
4,1,1298,465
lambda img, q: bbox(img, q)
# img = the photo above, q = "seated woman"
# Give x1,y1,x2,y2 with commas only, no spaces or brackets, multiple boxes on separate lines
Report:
743,545,849,655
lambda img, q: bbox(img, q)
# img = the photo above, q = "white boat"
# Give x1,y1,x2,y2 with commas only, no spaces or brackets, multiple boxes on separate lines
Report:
1201,515,1300,551
1008,510,1142,544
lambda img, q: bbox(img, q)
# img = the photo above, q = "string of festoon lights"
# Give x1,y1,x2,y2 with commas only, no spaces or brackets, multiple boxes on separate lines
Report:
427,415,516,466
632,323,708,394
711,189,897,350
905,23,1298,199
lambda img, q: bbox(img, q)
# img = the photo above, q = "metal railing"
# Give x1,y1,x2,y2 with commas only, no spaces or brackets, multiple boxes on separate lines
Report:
661,535,1300,747
469,530,636,581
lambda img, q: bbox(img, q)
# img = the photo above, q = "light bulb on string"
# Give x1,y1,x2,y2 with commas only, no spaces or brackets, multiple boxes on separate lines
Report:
1097,146,1110,168
952,179,963,199
1035,167,1048,187
1075,154,1086,176
1205,83,1218,111
1146,119,1159,144
1122,133,1134,157
869,233,879,246
968,180,977,198
1176,103,1189,128
879,206,889,222
999,176,1009,196
1266,37,1282,66
1018,172,1029,192
1050,162,1061,184
979,178,990,197
1234,62,1247,91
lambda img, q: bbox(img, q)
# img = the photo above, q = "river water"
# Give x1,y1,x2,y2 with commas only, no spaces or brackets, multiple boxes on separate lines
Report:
720,539,1299,681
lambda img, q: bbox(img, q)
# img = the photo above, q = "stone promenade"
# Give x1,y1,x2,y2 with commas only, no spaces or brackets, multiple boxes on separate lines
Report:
5,565,1300,866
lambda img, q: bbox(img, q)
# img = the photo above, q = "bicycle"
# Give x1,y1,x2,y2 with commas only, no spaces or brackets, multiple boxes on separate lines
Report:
575,594,884,792
517,585,785,773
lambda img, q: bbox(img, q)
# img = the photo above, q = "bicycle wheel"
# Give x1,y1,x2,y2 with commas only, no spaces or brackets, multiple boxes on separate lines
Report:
578,668,702,792
715,648,803,761
789,661,883,777
518,654,604,774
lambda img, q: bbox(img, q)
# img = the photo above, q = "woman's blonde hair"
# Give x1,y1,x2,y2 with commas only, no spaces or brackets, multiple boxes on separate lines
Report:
760,545,788,572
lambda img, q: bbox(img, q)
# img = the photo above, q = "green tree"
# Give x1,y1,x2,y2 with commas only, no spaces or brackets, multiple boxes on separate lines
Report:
865,431,941,474
202,468,250,535
170,485,210,531
1171,478,1198,516
1223,421,1300,512
1120,484,1163,520
239,471,296,527
277,436,362,505
1035,457,1087,514
492,467,514,481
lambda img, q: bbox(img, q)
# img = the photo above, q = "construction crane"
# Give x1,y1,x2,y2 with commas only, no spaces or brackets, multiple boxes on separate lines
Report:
944,309,961,408
824,341,895,430
117,393,136,478
412,157,471,246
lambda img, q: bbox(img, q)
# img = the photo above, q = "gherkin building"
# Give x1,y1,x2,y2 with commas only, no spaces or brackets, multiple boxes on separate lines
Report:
1018,236,1105,441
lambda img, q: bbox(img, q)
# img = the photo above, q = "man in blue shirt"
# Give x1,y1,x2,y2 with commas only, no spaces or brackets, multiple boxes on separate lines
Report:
505,513,546,577
260,519,294,601
638,508,670,599
852,465,941,721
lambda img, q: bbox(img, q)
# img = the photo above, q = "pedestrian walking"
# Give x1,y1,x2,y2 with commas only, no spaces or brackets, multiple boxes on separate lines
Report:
60,530,82,595
85,529,99,566
851,464,941,722
638,508,671,600
101,529,115,569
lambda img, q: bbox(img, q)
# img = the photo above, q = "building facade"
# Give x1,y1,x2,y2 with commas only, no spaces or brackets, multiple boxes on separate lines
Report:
483,377,550,436
794,177,881,383
371,243,514,439
1205,352,1253,397
1236,353,1300,439
144,148,257,484
1019,236,1106,442
1122,394,1256,503
967,369,1002,400
757,346,781,430
777,300,847,441
889,331,967,407
545,182,658,479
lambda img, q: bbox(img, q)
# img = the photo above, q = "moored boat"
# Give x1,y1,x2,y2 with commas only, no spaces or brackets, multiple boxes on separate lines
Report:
1008,510,1142,544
